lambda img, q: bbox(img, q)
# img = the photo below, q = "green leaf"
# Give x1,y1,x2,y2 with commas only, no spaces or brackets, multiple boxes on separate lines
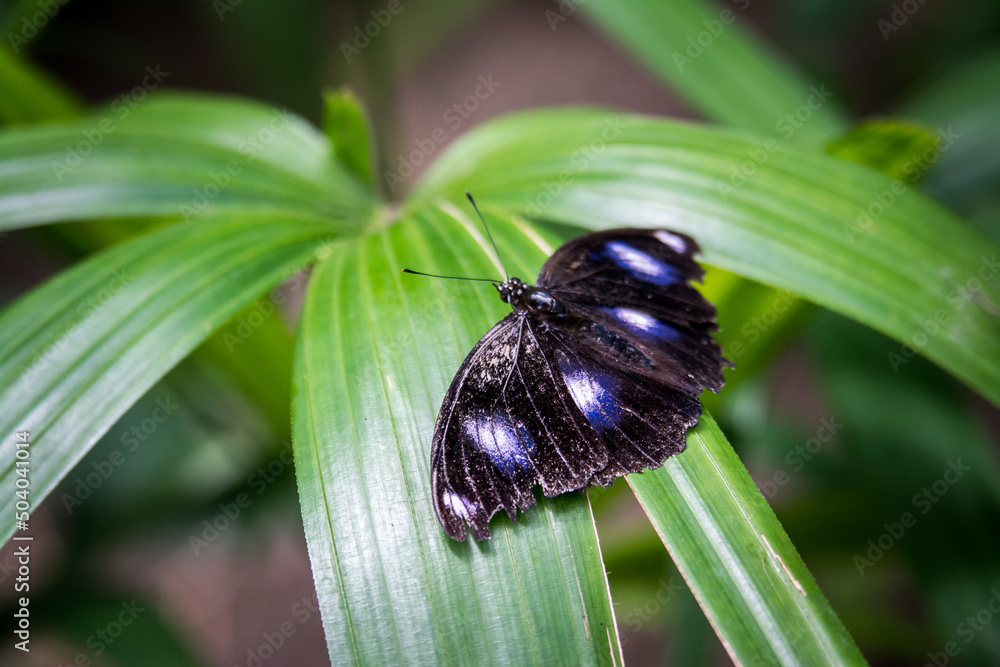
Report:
292,204,622,665
826,119,940,182
323,88,377,189
578,0,846,142
0,92,376,231
807,313,1000,666
0,212,335,543
0,45,81,125
412,108,1000,407
629,412,865,665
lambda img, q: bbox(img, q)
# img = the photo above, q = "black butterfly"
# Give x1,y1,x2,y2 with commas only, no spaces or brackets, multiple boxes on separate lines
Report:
426,201,729,541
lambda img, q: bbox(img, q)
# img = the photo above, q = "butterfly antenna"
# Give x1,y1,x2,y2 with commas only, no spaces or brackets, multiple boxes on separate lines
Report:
401,268,497,283
465,191,508,281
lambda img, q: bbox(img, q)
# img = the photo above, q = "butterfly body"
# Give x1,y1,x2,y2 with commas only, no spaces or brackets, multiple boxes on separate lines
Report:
431,228,729,541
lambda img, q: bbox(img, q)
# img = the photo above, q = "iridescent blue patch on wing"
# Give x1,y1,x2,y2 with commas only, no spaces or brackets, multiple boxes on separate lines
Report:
602,241,680,285
597,307,681,344
464,412,534,477
556,351,622,434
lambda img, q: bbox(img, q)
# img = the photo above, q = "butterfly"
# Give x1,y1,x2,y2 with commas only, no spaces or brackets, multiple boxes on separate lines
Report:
419,195,729,541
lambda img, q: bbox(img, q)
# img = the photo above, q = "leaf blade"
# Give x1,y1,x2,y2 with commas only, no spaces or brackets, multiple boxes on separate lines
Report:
412,108,1000,407
292,204,623,665
579,0,846,142
0,213,335,543
0,92,377,231
629,413,865,665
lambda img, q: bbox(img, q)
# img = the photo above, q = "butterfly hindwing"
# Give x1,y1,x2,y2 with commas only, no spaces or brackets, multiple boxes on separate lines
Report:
548,334,701,487
431,313,608,541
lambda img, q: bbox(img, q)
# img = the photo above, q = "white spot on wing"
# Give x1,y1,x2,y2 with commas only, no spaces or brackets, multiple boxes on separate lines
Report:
464,413,532,474
603,307,681,341
610,307,657,332
605,241,676,285
654,230,687,253
563,367,603,418
442,489,475,520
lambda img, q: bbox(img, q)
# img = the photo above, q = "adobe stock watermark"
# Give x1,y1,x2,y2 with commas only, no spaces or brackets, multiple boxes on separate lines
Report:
715,84,835,201
844,126,959,244
221,270,309,352
727,289,795,362
213,0,244,20
188,441,295,555
619,575,683,646
51,65,170,182
55,600,145,666
377,282,467,367
522,115,630,217
233,596,320,667
383,74,501,192
339,0,410,63
887,253,999,372
219,234,339,351
924,588,1000,666
60,395,180,515
545,0,587,30
757,416,843,498
878,0,933,40
853,459,969,575
671,0,751,73
179,107,293,221
15,268,135,382
6,0,70,53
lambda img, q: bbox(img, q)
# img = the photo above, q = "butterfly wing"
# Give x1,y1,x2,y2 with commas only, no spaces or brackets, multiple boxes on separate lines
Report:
537,228,728,395
432,228,729,541
431,312,608,541
537,228,729,484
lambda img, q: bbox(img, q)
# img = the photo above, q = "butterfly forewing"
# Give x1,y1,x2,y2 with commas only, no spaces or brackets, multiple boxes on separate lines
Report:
539,228,727,393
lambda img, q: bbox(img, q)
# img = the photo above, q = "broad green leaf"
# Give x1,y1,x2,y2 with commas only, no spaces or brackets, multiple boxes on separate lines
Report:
578,0,845,143
0,212,336,543
0,45,81,125
629,413,865,665
412,108,1000,407
0,92,376,231
292,204,622,665
53,369,274,544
